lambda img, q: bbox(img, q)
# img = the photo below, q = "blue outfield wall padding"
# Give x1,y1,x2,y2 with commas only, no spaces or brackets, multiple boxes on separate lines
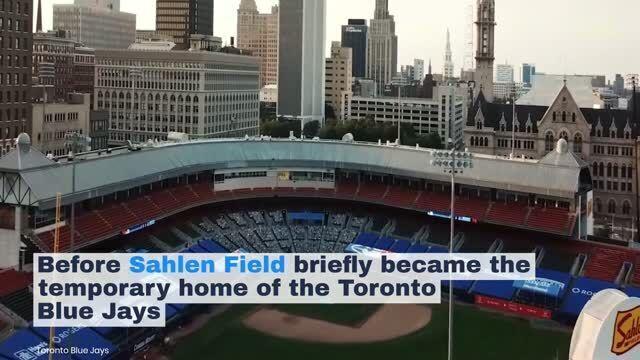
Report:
30,327,116,360
559,277,618,317
389,239,411,253
188,244,209,253
407,244,429,253
625,286,640,298
472,280,516,301
353,233,378,245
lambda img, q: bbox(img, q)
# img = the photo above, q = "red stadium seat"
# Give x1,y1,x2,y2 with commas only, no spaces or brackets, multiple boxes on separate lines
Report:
583,247,636,282
527,207,572,234
149,190,180,213
98,203,138,231
356,182,388,202
486,202,529,226
454,197,490,221
0,269,32,297
335,179,358,199
126,196,163,223
383,186,419,208
171,185,199,204
414,191,450,213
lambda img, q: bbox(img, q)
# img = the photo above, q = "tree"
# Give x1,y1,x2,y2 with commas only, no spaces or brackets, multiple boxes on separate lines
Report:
325,103,337,121
303,120,320,138
260,119,301,138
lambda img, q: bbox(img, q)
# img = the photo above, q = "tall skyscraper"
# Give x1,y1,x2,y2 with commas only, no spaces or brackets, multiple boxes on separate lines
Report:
522,63,535,86
474,0,495,101
341,19,368,79
366,0,398,96
53,0,136,49
496,62,514,83
614,74,624,95
413,59,424,81
237,0,279,87
443,29,454,80
156,0,214,49
278,0,326,124
0,0,32,153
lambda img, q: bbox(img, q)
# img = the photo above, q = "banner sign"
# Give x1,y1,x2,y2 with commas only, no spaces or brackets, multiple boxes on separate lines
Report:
475,295,552,319
122,220,156,235
427,211,476,223
513,277,566,298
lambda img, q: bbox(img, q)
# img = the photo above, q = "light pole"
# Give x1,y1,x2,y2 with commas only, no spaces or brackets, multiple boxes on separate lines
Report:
633,76,638,242
510,81,519,158
431,148,474,360
397,85,403,144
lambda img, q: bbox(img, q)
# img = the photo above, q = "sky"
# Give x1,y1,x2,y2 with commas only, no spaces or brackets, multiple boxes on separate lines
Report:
37,0,640,82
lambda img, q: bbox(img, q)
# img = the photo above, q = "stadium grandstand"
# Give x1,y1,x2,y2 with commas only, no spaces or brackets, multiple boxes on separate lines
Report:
2,133,640,358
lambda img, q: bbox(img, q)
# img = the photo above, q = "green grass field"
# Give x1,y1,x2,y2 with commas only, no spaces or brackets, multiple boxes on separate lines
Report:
171,304,571,360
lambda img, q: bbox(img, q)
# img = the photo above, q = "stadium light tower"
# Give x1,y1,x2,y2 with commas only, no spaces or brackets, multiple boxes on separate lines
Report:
430,147,473,360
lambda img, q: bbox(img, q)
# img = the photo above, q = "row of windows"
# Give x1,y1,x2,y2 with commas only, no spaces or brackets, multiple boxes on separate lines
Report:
0,54,27,67
469,136,488,147
592,162,633,179
0,0,28,14
595,198,632,215
0,35,28,50
44,112,80,123
0,17,27,32
592,180,633,193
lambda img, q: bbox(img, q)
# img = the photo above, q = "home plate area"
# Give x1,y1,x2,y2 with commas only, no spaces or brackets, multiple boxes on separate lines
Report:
243,304,432,344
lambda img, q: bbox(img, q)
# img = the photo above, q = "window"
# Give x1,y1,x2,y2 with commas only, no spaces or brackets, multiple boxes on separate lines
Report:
572,113,576,122
593,162,599,177
562,111,566,122
545,131,554,152
573,133,582,153
552,112,556,121
623,202,631,215
595,198,602,213
607,163,612,177
559,131,569,141
608,200,616,214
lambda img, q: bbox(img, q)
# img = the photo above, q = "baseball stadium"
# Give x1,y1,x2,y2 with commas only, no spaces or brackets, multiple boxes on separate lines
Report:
0,134,639,359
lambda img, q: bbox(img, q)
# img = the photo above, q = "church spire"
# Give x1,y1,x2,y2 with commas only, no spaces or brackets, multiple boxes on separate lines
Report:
444,28,454,80
36,0,43,33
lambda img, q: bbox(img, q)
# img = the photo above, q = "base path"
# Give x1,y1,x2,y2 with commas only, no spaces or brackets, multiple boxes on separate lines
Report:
243,304,431,344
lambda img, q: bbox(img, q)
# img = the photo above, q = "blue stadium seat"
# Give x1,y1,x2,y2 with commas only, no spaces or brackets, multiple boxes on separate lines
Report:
389,239,412,253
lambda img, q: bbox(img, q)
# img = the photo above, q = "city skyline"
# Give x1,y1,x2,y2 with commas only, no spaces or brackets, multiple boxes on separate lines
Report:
37,0,640,82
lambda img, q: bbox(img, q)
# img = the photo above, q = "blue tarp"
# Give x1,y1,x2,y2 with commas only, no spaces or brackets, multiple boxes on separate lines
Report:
389,239,411,253
559,277,618,317
472,280,516,300
31,327,115,360
373,237,395,250
625,286,640,298
514,268,571,299
288,212,324,222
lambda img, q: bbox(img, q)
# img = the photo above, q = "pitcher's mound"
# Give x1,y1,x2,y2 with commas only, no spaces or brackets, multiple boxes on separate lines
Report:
243,304,431,344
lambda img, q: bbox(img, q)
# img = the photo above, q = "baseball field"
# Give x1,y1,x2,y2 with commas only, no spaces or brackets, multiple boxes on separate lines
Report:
171,304,571,360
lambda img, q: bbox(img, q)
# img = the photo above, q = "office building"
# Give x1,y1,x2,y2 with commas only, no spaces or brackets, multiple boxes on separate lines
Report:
341,19,368,79
624,74,638,90
496,62,514,83
278,0,326,124
350,85,465,146
614,74,624,96
413,58,424,81
325,42,352,121
237,0,279,87
443,29,454,80
94,48,260,145
0,0,33,154
522,63,535,86
53,0,135,49
366,0,398,96
474,0,495,101
156,0,214,49
493,82,527,101
31,93,91,156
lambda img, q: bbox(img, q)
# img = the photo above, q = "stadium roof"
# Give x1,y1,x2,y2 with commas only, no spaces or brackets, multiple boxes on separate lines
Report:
0,137,589,209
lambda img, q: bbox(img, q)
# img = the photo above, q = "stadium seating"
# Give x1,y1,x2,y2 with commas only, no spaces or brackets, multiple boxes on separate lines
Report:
126,196,163,222
526,207,572,234
73,211,112,241
171,185,200,204
583,247,637,282
414,191,450,213
36,225,79,252
453,197,490,221
486,202,529,226
191,183,215,201
0,288,32,322
149,190,180,212
0,270,31,298
98,203,137,231
335,179,358,199
383,186,419,208
356,182,388,202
